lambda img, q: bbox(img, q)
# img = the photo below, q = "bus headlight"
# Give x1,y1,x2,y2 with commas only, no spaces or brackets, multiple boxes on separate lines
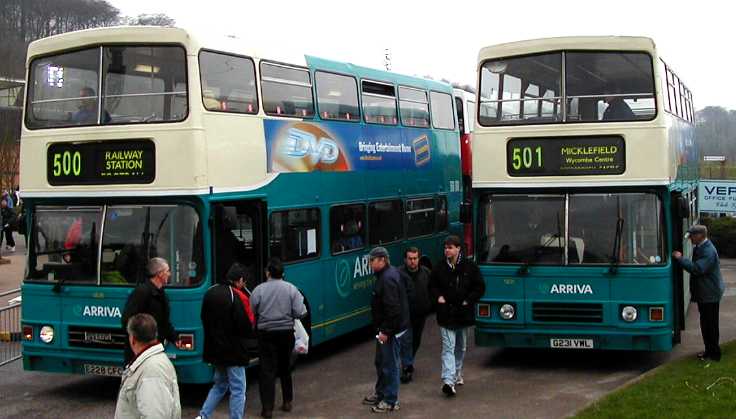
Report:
621,306,638,322
499,304,516,320
39,325,55,343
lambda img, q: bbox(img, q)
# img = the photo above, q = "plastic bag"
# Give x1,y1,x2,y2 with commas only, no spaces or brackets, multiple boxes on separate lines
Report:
293,318,309,354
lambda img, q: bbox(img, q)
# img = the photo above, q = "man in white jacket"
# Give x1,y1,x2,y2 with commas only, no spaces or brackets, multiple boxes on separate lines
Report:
115,313,181,419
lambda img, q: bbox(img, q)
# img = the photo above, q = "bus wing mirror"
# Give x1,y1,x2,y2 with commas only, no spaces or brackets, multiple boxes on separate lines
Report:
460,201,472,224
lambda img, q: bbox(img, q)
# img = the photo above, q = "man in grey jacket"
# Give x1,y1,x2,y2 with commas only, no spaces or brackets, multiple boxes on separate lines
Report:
115,313,181,419
250,258,307,418
673,224,726,361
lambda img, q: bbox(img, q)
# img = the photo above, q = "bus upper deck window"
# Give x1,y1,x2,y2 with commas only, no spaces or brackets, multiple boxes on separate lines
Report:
565,52,655,122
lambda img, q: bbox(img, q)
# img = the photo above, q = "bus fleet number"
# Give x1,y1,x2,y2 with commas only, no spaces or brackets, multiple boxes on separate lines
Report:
511,146,542,171
52,151,82,177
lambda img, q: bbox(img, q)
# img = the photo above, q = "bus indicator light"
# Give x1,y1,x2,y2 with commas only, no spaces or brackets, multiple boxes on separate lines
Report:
649,307,664,321
477,303,491,317
177,333,195,351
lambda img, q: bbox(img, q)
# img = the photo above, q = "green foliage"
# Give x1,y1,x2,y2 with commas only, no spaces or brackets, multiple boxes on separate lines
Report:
574,341,736,419
701,217,736,257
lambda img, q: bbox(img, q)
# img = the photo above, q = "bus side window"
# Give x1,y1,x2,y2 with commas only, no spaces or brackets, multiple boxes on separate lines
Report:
270,208,321,262
369,200,404,245
199,51,258,114
261,62,314,118
316,71,360,122
330,204,366,254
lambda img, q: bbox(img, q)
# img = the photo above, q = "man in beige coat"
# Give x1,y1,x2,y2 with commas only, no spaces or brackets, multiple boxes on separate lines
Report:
115,313,181,419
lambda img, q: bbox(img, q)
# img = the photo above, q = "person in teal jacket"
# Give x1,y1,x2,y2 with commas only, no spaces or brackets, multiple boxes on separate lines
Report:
673,224,725,361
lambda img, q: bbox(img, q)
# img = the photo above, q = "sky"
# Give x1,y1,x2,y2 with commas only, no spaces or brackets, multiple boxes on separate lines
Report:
112,0,732,110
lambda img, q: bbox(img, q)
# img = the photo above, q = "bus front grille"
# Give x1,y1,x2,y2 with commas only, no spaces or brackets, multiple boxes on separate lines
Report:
68,326,127,350
532,302,603,323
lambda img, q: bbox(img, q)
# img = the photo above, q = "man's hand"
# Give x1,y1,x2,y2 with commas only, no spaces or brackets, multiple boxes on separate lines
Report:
672,251,682,259
438,295,446,304
377,332,389,344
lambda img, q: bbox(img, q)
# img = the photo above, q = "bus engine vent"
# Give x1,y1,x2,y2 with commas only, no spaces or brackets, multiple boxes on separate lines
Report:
68,326,127,349
532,302,603,323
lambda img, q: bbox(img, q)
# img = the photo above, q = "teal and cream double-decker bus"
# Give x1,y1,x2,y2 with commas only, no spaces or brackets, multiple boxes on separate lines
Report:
19,26,462,382
472,36,697,351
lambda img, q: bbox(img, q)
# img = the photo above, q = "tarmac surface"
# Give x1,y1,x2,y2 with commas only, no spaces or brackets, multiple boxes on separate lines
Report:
0,233,734,418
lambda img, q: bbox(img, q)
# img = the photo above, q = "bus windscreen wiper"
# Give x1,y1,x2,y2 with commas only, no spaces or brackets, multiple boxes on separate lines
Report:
609,217,625,274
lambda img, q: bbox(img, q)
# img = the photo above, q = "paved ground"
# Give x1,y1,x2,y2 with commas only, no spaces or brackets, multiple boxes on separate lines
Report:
0,243,734,418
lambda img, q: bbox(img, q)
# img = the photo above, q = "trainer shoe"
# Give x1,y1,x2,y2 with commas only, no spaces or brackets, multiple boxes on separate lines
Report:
7,246,14,252
442,383,457,396
400,367,413,383
455,372,464,386
371,400,400,413
363,393,381,405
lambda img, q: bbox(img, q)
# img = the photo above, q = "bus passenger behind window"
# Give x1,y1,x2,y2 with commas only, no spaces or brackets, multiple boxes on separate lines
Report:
72,87,111,124
601,85,635,121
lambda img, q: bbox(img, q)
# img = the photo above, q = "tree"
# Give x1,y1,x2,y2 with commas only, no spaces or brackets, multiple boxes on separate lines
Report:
121,13,176,27
0,0,121,79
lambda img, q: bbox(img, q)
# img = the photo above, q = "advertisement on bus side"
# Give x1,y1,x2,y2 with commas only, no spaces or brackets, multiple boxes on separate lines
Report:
263,120,433,173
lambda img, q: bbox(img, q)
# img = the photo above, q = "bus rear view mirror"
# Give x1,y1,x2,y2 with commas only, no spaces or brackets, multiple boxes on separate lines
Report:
460,201,472,224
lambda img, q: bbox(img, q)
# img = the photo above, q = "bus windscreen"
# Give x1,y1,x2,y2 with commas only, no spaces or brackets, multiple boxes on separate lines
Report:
27,45,188,129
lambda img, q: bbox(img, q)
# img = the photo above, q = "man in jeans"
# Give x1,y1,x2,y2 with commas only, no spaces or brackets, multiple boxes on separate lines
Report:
429,235,485,396
197,263,254,419
363,247,410,413
673,224,725,361
251,258,307,418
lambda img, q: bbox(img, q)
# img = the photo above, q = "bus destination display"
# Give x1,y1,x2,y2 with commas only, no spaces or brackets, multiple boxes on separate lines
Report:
507,136,625,177
47,140,155,185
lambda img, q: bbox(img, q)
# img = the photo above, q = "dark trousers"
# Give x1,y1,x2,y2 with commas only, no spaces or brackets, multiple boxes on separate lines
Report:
697,302,721,360
374,335,400,405
258,329,295,412
411,315,427,357
1,228,14,248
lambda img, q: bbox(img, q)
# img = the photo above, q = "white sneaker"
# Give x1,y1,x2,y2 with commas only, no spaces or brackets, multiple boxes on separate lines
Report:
455,372,464,385
8,246,14,253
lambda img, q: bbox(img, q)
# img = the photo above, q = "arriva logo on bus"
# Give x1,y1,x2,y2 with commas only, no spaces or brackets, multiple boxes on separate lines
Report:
75,305,122,318
550,284,593,295
335,254,375,298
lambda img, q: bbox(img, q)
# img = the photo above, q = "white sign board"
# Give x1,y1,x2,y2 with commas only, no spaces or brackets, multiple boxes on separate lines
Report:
699,181,736,213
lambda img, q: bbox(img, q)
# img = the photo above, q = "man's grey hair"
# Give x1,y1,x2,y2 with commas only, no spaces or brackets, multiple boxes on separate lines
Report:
126,313,158,344
146,257,169,278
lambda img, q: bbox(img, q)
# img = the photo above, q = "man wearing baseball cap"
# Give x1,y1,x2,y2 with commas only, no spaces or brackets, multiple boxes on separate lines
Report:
673,224,725,361
363,247,410,413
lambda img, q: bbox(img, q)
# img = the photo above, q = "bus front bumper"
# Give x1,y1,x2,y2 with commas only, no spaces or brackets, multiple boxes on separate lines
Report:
474,326,673,351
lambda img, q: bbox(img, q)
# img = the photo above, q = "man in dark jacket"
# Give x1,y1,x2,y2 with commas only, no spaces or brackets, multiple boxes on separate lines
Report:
1,198,16,252
121,257,178,365
197,263,254,419
429,235,485,396
364,247,409,413
673,225,725,361
398,247,431,383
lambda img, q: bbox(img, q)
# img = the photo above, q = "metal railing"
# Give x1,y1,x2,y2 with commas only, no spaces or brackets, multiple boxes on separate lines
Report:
0,288,21,367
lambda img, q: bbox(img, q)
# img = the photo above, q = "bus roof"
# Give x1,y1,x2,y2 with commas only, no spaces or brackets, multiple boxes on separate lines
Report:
478,36,657,62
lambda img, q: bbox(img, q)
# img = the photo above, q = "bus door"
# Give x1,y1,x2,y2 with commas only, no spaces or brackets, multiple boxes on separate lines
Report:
211,200,267,291
670,192,687,343
211,200,267,357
